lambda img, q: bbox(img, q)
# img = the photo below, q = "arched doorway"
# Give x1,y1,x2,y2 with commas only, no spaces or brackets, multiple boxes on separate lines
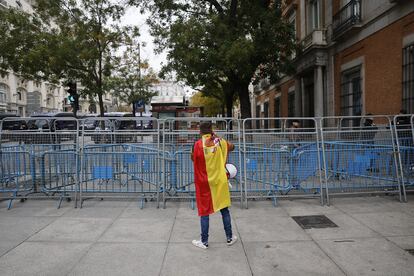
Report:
16,87,27,116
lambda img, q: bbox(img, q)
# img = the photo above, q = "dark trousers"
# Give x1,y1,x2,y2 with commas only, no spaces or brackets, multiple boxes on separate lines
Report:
200,207,232,244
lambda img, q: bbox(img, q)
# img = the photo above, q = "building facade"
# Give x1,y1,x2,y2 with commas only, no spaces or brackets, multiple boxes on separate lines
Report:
253,0,414,127
0,0,66,116
150,80,193,119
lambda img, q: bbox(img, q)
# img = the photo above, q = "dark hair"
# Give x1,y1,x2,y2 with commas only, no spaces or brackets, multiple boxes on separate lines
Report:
291,120,300,126
200,121,213,135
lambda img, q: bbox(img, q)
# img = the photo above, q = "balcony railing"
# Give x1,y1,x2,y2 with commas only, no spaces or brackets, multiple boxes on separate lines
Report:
333,0,361,37
302,29,327,51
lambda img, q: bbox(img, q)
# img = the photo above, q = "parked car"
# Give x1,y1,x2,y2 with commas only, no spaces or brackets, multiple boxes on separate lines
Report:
0,113,25,131
0,114,26,143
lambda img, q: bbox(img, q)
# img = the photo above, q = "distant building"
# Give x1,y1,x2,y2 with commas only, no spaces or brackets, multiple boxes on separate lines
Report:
150,80,187,104
150,80,194,119
0,0,65,116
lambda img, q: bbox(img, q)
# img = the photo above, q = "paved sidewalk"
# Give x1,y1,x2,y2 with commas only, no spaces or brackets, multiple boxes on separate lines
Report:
0,195,413,276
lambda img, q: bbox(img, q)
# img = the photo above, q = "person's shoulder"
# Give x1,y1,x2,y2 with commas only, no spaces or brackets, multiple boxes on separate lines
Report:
192,139,202,150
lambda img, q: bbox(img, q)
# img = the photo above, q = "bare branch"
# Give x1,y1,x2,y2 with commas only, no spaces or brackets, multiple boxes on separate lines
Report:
204,0,223,13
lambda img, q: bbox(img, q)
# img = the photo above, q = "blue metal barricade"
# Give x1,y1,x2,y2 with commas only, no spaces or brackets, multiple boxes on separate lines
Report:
39,150,79,208
1,114,411,210
323,142,399,192
0,150,32,209
321,116,401,204
80,144,161,208
242,118,323,207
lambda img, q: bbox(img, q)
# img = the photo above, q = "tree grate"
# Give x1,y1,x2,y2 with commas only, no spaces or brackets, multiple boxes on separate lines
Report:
292,215,338,229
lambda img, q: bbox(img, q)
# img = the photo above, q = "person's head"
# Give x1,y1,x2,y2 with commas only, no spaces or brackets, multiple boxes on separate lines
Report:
199,121,213,135
291,120,300,128
365,114,374,125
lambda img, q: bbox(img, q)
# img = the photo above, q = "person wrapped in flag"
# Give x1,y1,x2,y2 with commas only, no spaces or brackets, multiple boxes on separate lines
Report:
191,121,237,249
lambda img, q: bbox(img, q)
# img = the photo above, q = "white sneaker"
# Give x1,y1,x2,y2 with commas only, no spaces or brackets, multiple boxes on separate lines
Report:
192,240,208,249
227,235,238,246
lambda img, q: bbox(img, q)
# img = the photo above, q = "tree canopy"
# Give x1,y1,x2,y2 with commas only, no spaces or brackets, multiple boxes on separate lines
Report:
136,0,297,118
190,91,223,117
109,42,158,116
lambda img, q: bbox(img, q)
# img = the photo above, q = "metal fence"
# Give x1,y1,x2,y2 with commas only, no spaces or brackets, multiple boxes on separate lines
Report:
0,117,79,208
320,116,401,205
1,114,413,209
242,118,324,208
79,117,161,208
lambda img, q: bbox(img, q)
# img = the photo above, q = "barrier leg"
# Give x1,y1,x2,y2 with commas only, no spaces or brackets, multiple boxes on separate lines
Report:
57,193,64,209
7,191,17,210
190,198,195,210
139,196,146,209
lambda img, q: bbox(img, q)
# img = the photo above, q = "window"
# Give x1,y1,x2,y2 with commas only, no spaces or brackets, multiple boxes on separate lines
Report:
288,91,295,117
288,10,297,38
403,43,414,113
340,67,362,126
0,83,7,103
307,0,320,34
16,87,26,101
274,97,281,128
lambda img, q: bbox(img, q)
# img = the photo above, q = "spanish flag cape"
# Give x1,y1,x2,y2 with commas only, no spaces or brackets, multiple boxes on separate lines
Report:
193,134,231,216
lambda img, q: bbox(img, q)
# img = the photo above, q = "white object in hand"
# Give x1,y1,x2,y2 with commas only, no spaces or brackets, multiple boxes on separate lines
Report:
226,163,237,179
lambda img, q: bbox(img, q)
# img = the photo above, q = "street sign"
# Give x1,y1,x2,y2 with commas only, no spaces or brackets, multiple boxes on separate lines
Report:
135,100,145,112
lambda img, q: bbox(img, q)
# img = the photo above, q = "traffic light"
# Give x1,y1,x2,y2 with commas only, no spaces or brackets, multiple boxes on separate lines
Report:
66,81,79,113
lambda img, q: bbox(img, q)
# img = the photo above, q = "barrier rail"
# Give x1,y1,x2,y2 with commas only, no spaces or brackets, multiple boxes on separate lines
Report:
393,115,414,202
0,114,412,209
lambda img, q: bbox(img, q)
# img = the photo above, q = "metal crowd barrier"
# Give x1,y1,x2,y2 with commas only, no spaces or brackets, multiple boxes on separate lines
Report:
0,117,79,208
79,117,161,208
242,118,324,208
393,115,414,202
321,116,401,204
1,114,413,209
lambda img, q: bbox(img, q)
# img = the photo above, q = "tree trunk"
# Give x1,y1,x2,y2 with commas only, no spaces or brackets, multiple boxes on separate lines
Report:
225,93,233,118
132,102,136,117
221,104,225,117
98,92,105,117
237,85,251,119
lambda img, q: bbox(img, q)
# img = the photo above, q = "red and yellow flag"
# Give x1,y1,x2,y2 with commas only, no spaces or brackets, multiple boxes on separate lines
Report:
193,134,231,216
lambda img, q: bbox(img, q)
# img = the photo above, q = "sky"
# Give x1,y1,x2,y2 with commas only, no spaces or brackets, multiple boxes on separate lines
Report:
122,6,167,73
121,6,195,97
